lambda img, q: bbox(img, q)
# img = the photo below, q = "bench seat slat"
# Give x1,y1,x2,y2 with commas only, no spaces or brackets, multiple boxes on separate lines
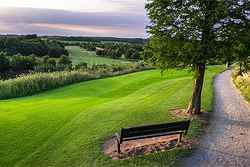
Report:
124,126,187,137
122,131,183,141
123,121,189,132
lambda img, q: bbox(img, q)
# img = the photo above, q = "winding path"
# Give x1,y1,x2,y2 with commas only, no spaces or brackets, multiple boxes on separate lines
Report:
182,70,250,167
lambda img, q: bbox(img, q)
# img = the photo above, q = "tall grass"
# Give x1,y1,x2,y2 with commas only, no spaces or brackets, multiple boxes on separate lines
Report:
0,63,150,100
0,71,94,99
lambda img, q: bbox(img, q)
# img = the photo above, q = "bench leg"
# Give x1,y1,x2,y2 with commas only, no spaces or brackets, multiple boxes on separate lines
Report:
117,143,121,154
177,133,183,145
115,133,121,154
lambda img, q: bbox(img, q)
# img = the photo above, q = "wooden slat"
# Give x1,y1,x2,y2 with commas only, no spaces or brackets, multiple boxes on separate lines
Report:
122,131,182,141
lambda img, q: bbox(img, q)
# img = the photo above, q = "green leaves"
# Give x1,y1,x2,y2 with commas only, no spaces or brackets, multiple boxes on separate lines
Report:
145,0,250,69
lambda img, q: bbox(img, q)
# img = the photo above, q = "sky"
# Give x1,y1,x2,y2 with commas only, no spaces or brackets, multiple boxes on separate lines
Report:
0,0,149,38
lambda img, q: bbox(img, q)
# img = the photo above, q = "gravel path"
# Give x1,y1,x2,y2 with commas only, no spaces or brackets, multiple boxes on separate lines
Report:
182,70,250,167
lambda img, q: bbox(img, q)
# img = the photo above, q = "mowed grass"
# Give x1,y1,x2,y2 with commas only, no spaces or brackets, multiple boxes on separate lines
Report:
67,46,129,66
0,66,224,167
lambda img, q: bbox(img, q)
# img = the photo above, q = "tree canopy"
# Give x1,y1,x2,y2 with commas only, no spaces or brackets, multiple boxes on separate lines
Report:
145,0,250,114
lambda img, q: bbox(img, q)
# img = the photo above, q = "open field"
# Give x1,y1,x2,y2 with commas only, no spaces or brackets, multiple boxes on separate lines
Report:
67,46,129,66
0,66,224,167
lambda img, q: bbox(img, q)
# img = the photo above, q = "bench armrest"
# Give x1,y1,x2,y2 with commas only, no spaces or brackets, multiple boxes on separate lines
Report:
115,133,121,144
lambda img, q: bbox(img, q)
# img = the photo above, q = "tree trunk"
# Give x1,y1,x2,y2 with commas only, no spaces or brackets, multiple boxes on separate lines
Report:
227,61,231,68
187,63,206,114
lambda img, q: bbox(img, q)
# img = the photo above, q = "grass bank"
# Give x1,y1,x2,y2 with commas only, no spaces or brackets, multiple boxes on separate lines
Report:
0,66,224,167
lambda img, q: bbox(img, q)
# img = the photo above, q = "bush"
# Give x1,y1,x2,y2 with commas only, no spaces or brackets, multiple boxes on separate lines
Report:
75,62,88,70
10,54,37,72
58,55,72,65
46,58,57,66
233,71,250,101
0,52,10,74
34,64,56,72
0,52,10,79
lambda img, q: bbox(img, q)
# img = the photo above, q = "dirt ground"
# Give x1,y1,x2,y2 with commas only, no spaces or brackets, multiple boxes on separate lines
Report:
103,134,192,160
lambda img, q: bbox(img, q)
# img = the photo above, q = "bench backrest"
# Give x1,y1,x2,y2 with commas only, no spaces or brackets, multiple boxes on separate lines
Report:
121,120,190,140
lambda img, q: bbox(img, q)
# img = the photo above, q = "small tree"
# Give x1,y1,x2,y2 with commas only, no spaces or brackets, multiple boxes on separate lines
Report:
0,52,10,78
10,54,37,73
232,23,250,75
43,55,50,63
58,55,72,65
46,58,57,66
75,62,88,70
233,41,249,74
145,0,250,114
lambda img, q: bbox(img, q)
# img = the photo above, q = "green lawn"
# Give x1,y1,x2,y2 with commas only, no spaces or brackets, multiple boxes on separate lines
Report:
67,46,129,66
0,66,224,167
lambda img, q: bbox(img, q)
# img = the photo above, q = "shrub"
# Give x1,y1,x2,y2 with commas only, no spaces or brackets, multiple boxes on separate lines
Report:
58,55,72,65
0,52,10,74
233,71,250,101
75,62,88,70
34,64,57,72
10,54,37,72
46,58,57,66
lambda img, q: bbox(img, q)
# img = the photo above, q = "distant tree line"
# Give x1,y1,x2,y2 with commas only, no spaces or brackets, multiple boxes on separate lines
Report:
0,34,68,57
45,36,147,44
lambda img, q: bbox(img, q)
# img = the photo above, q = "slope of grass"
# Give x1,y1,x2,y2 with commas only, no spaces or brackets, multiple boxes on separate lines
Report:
67,46,129,66
0,66,224,167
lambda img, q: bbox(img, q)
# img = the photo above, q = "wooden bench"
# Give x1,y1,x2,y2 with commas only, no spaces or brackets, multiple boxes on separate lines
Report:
115,120,190,153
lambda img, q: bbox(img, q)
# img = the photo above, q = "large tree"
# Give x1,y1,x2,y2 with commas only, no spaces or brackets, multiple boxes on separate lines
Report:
145,0,250,114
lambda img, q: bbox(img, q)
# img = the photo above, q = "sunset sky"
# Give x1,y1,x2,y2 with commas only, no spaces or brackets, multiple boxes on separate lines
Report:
0,0,148,37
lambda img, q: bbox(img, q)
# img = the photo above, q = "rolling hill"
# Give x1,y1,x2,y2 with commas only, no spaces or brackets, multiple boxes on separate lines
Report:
0,66,223,167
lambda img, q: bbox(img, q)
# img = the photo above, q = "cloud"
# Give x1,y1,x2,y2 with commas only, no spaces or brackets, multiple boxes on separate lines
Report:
0,7,149,37
0,0,146,13
28,23,145,37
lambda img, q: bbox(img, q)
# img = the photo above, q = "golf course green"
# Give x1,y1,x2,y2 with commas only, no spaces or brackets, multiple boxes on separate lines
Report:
67,46,129,66
0,66,223,167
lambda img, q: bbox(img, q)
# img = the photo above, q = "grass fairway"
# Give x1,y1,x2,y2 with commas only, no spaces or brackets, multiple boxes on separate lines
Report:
67,46,129,66
0,66,224,167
